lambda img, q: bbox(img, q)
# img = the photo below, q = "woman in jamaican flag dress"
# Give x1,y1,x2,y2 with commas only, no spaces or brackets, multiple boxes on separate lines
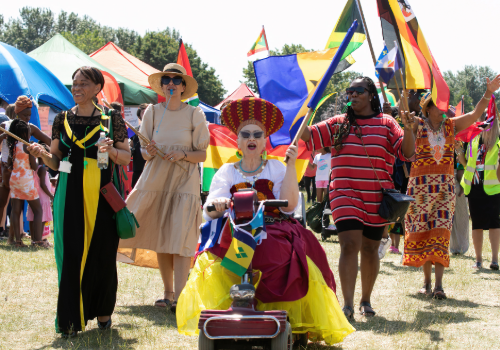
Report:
28,67,130,336
176,98,354,346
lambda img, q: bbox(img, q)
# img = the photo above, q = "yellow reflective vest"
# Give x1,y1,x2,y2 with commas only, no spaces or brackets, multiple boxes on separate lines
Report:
461,136,500,195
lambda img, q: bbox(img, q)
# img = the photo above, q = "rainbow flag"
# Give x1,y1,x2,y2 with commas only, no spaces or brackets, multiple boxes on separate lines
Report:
247,26,269,57
377,0,449,111
202,124,311,192
177,39,199,107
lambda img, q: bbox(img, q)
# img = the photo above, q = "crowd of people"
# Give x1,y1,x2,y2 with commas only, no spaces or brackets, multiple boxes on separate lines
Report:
2,63,500,346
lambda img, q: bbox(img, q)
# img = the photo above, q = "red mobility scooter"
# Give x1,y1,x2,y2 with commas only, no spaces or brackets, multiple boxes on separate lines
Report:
200,189,307,350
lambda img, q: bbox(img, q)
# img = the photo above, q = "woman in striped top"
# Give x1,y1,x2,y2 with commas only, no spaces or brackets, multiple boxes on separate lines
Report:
301,77,416,319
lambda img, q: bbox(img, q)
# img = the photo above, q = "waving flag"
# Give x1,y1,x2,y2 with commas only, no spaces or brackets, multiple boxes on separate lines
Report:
221,203,265,276
325,0,365,68
375,42,403,84
177,39,199,107
456,96,497,143
202,123,311,191
247,26,269,58
455,96,464,117
196,217,225,256
254,22,358,147
376,0,449,111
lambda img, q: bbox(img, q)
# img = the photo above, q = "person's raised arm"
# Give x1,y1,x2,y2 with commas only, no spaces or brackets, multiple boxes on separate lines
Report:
300,127,311,142
279,145,299,212
30,125,51,145
455,75,500,133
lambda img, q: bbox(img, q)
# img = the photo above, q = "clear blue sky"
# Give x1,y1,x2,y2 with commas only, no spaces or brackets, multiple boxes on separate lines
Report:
3,0,500,99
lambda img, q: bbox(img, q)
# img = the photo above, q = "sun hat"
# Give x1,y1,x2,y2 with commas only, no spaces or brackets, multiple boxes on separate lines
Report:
148,63,198,99
221,97,284,136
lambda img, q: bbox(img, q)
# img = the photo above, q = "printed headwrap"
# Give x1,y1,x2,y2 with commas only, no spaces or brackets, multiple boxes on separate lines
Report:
14,96,33,114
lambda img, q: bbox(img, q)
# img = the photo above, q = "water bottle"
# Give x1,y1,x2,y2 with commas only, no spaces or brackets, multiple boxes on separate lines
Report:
97,132,109,169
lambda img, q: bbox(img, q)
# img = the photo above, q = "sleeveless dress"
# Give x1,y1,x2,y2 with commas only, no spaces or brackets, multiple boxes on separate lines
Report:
51,109,127,333
176,160,355,345
9,142,38,200
403,118,456,267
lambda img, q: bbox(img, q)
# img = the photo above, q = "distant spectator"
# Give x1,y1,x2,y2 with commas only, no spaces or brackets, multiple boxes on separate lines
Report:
5,104,16,119
0,98,10,124
130,103,148,187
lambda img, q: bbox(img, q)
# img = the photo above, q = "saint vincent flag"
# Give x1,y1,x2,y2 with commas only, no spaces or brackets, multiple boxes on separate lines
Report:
202,123,311,192
221,204,265,276
177,39,200,107
247,27,269,57
325,0,366,66
377,0,449,111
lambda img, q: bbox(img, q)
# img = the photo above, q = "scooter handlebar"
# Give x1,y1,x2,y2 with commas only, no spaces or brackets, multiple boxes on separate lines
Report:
205,199,289,212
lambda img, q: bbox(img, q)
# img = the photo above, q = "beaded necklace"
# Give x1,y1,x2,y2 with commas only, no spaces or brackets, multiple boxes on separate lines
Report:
236,159,267,188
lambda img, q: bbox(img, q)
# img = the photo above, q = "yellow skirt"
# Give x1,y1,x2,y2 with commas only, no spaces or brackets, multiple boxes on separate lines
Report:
177,252,355,345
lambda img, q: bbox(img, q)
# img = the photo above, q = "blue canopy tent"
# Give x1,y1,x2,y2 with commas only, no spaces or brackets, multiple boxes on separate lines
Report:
0,42,75,132
199,101,221,124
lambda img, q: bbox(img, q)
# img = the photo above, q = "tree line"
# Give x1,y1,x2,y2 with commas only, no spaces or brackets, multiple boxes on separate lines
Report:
0,8,226,106
1,8,497,113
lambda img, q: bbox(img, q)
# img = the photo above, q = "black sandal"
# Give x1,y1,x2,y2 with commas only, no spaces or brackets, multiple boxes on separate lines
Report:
61,331,78,338
432,287,447,300
359,302,376,317
154,299,171,308
342,306,354,320
97,317,112,330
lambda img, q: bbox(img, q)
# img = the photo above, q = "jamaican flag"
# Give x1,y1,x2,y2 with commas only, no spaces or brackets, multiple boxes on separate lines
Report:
325,0,366,71
221,203,266,276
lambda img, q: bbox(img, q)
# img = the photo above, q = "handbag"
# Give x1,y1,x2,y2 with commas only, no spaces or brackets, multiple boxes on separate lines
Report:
358,131,415,223
306,194,329,233
99,108,140,239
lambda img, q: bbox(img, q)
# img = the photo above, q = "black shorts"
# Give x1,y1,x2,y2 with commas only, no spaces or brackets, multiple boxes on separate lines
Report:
335,219,385,241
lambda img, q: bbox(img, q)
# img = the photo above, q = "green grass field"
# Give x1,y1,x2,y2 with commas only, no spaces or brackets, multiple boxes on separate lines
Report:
1,221,499,349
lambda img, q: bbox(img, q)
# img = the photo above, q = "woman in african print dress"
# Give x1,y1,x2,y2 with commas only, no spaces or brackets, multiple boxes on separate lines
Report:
403,75,500,299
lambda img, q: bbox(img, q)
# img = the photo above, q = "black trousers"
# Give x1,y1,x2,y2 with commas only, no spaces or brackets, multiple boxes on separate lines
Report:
303,176,316,202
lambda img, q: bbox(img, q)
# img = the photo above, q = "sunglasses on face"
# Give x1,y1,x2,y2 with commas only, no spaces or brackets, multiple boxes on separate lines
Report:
346,87,369,95
239,131,264,139
161,76,184,86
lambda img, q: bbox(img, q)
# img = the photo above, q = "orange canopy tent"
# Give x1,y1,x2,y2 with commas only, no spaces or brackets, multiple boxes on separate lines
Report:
215,83,256,109
90,42,160,89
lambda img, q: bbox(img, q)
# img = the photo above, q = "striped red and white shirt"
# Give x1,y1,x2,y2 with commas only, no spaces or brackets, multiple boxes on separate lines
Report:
307,113,407,226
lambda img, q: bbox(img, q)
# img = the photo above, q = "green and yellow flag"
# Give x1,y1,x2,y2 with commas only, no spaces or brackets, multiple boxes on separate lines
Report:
247,26,269,57
325,0,366,68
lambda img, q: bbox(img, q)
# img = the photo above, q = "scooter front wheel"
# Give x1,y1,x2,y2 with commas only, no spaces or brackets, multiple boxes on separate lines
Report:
198,330,215,350
271,321,292,350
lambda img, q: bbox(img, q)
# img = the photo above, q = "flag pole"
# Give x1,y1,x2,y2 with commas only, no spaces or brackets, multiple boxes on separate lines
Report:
285,20,359,161
355,0,388,103
393,72,409,113
397,69,410,113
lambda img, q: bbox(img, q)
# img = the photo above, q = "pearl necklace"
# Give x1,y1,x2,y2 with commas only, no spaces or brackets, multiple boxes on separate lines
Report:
236,160,267,187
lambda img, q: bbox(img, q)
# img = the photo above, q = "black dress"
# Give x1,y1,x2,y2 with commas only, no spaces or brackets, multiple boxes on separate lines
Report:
52,108,127,333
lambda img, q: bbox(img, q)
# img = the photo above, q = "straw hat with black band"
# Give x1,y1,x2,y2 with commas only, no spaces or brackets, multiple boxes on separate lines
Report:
148,63,198,99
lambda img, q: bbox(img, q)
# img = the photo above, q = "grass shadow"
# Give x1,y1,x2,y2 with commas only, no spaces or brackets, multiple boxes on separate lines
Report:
407,294,487,308
116,305,177,327
381,261,456,275
353,310,477,342
36,328,138,349
450,253,475,261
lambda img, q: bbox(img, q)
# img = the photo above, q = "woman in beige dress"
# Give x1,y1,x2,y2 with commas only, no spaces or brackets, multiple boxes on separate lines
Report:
118,63,209,311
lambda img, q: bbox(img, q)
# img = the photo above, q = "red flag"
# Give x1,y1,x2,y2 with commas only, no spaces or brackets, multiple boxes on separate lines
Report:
177,39,193,77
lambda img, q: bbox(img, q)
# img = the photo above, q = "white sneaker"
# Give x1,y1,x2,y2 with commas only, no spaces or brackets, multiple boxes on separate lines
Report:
378,237,392,259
